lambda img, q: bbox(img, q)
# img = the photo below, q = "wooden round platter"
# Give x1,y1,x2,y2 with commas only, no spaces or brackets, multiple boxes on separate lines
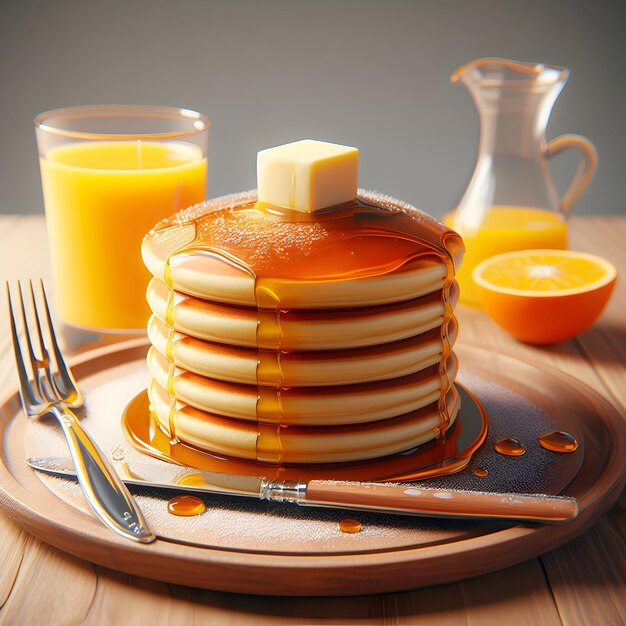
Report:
0,339,624,596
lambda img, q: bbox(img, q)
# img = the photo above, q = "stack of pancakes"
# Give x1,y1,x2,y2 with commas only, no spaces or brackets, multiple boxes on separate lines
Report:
142,190,463,465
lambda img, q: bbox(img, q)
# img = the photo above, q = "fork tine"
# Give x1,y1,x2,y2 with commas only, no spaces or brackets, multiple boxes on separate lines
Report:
26,279,61,404
17,281,42,377
39,279,83,407
29,279,50,367
6,283,40,411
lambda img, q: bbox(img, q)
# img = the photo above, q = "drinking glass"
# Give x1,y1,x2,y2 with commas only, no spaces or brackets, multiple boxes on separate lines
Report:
35,105,209,332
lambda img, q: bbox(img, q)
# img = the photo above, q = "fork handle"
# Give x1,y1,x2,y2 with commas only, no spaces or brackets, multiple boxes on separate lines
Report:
49,405,155,543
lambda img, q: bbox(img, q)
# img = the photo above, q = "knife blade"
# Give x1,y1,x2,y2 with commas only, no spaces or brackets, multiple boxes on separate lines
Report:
27,456,578,523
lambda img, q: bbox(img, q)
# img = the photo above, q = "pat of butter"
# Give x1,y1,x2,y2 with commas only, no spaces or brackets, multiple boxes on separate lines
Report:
257,139,358,213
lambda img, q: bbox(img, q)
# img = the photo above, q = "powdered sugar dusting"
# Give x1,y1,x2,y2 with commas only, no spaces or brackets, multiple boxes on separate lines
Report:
194,208,330,270
148,189,444,237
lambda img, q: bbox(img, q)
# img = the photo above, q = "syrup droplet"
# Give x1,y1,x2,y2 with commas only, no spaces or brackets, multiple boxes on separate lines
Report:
473,467,488,477
167,494,206,517
539,431,578,453
494,438,526,457
339,518,362,533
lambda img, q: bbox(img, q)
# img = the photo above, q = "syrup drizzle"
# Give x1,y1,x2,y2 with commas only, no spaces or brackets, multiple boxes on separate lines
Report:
254,286,283,463
150,197,464,465
163,243,187,444
436,252,455,441
539,431,578,453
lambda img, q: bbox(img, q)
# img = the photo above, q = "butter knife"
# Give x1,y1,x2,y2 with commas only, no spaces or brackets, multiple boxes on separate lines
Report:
28,456,578,523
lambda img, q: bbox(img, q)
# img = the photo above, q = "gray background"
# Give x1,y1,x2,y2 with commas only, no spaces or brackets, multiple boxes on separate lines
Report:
1,0,624,218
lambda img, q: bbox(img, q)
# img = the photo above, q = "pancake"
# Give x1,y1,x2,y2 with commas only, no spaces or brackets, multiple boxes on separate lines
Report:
147,277,459,350
141,191,462,309
148,379,460,464
147,346,459,425
142,184,463,465
148,314,458,387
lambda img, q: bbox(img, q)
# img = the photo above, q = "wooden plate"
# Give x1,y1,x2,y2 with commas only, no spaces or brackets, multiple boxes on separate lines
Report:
0,340,624,596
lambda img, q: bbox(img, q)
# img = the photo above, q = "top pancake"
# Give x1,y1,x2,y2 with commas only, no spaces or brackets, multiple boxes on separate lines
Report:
142,190,463,309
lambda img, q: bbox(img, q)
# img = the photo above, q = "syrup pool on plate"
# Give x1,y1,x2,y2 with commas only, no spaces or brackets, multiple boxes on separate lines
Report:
122,384,488,483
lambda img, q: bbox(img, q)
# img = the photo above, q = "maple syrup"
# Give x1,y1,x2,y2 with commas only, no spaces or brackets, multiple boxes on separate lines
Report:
163,257,179,444
473,467,489,478
176,473,205,487
339,518,362,533
148,197,464,465
167,494,206,517
494,438,526,457
122,383,488,483
539,431,578,453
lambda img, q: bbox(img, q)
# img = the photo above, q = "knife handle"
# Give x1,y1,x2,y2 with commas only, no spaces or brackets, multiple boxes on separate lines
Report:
304,481,578,523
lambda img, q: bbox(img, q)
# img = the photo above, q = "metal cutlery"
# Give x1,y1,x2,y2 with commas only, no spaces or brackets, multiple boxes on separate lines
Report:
28,455,579,524
7,280,155,543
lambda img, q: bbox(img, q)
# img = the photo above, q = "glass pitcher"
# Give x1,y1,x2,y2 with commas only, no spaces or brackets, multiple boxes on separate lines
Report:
444,58,597,305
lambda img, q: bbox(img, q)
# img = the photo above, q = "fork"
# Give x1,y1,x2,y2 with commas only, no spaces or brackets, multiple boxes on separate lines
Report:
7,280,155,543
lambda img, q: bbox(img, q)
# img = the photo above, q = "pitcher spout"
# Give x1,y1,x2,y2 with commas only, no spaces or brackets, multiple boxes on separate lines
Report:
451,57,569,89
450,57,571,159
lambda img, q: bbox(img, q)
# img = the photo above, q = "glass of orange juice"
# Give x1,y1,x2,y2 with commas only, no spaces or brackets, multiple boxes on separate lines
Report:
35,105,209,332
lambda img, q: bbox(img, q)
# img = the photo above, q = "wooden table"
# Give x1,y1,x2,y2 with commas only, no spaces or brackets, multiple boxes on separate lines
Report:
0,215,624,625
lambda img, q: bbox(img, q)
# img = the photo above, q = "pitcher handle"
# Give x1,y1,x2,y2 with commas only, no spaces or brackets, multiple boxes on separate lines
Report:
546,134,598,215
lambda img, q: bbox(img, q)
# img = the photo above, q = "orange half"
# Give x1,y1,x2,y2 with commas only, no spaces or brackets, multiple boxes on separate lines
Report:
473,250,617,344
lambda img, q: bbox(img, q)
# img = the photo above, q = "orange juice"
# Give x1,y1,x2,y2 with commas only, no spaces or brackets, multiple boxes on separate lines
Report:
443,206,568,305
40,141,206,330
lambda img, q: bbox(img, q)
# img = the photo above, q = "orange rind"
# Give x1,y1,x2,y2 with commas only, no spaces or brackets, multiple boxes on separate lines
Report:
473,250,617,344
